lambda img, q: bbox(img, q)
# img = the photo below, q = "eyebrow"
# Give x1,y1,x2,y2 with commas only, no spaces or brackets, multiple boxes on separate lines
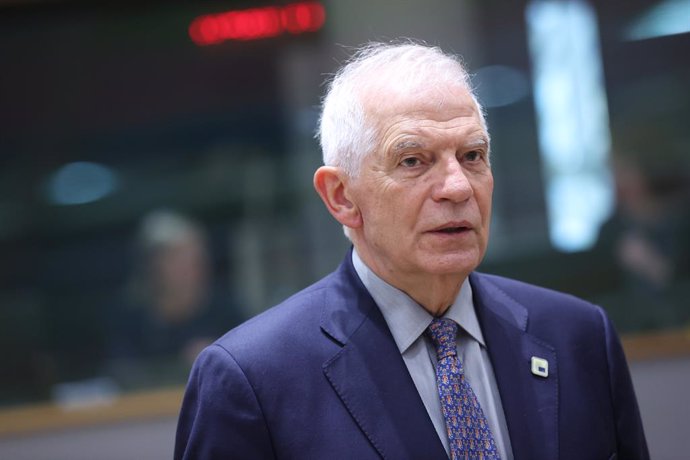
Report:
391,136,490,155
466,137,490,149
392,140,425,153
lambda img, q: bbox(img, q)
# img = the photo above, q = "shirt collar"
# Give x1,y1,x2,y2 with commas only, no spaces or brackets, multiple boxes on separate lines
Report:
352,249,485,353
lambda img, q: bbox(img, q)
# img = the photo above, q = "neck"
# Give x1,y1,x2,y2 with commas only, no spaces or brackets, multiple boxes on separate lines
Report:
403,275,465,316
354,247,466,316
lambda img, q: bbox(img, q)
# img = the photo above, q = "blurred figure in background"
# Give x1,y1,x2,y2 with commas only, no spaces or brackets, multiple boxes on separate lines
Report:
598,152,690,331
104,209,242,390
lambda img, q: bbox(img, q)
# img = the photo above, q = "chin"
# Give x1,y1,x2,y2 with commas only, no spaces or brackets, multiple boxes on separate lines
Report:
422,255,481,277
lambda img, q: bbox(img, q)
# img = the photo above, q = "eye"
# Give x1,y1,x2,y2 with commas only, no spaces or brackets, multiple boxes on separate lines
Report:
400,157,422,168
464,150,482,162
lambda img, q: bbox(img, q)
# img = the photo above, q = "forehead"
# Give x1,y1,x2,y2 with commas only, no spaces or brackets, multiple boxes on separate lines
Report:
365,83,487,153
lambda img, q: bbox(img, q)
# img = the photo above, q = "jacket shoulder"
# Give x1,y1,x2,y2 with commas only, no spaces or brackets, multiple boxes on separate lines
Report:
473,272,600,312
471,271,609,339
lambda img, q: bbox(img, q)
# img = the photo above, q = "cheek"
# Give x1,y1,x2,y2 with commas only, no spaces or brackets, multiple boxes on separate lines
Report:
363,200,412,247
477,175,494,217
482,192,493,219
371,200,403,232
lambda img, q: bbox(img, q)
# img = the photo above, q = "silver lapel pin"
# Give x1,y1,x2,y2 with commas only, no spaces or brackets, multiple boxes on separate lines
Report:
531,356,549,378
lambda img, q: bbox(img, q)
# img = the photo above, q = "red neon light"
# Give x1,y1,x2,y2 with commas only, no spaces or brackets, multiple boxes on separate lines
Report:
189,2,325,46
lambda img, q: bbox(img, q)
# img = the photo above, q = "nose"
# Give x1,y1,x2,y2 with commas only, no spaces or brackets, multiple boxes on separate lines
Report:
431,156,473,203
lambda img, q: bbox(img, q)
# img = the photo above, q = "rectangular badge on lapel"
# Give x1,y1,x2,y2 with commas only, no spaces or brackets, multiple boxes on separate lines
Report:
531,356,549,378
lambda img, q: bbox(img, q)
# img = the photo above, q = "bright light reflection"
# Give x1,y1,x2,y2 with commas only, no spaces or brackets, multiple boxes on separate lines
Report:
473,65,530,108
526,0,615,252
46,161,119,205
626,0,690,41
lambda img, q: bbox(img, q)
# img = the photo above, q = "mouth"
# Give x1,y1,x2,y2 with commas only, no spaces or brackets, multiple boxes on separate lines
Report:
429,222,473,234
436,227,468,234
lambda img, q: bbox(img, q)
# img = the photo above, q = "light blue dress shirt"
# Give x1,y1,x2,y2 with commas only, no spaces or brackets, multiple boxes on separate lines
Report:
352,250,513,459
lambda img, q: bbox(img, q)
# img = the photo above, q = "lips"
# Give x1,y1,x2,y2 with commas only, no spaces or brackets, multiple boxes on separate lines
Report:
429,221,473,234
437,227,467,233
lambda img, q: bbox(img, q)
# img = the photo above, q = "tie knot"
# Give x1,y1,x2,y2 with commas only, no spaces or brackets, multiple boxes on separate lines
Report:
426,318,458,359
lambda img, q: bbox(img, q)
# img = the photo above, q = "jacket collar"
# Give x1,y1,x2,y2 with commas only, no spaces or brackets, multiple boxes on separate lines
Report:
320,251,448,459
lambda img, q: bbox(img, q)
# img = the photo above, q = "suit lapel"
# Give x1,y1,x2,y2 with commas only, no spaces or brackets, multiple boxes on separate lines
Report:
471,273,559,460
320,254,447,459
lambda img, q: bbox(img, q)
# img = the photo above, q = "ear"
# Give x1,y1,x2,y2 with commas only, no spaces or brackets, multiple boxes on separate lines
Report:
313,166,362,229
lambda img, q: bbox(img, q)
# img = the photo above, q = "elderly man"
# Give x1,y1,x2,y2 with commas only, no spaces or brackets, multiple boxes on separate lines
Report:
175,42,648,460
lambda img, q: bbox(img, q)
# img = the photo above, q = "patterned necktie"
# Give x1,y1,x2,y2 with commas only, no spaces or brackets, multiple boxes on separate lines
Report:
426,317,500,460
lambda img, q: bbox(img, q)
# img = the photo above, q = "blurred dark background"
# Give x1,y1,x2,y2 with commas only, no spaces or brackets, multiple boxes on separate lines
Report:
0,0,688,418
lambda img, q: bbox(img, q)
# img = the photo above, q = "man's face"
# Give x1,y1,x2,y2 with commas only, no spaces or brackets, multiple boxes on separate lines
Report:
347,83,493,286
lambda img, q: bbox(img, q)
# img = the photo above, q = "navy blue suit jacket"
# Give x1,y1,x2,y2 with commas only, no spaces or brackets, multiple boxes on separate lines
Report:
175,253,648,459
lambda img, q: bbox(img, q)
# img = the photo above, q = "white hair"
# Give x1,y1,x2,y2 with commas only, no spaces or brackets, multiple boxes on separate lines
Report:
317,40,488,177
